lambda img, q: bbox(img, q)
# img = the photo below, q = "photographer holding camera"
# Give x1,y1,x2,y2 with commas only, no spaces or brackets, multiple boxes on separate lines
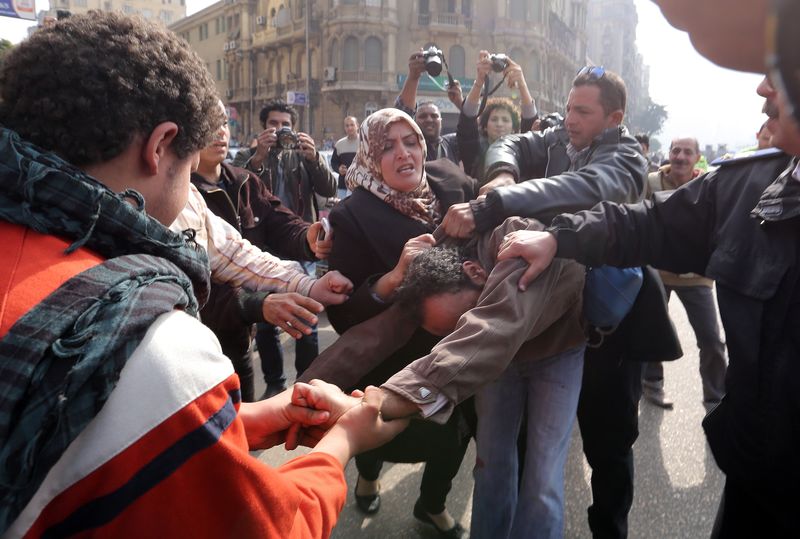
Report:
235,99,335,223
395,49,461,165
457,50,539,179
234,99,336,398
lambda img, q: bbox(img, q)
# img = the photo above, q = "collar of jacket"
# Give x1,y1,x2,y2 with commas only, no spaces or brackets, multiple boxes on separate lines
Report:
751,157,800,222
0,127,210,305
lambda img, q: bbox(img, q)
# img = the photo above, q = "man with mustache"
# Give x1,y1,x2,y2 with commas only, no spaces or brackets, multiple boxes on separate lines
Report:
640,136,728,409
495,74,799,535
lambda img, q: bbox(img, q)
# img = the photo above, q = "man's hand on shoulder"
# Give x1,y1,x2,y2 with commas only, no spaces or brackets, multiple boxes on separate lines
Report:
497,230,558,291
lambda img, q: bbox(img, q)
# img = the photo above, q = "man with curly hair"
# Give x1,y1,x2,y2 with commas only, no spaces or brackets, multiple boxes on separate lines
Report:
0,12,404,537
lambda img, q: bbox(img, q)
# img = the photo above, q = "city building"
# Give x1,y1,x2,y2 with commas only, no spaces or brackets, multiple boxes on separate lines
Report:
173,0,590,143
586,0,654,134
38,0,185,26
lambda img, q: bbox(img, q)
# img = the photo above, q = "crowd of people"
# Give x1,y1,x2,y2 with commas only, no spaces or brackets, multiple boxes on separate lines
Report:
0,0,797,537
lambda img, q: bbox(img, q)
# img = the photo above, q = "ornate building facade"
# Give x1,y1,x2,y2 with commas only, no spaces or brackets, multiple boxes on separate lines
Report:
173,0,590,143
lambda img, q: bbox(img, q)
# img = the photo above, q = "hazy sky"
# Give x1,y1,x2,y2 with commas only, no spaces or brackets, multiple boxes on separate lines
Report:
1,0,767,151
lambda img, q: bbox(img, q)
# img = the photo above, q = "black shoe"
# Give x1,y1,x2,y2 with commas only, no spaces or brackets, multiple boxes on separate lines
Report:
354,477,380,514
413,498,465,538
260,383,286,401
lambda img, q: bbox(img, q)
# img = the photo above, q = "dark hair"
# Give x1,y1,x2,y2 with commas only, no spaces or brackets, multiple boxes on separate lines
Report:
0,11,223,166
394,246,480,319
634,133,650,146
479,97,521,137
259,99,298,129
572,69,627,115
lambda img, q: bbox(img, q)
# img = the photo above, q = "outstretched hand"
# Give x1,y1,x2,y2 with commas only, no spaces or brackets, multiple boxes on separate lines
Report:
497,230,558,291
261,293,322,339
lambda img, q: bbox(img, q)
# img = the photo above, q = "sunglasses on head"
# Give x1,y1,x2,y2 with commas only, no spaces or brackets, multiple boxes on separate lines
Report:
577,66,606,80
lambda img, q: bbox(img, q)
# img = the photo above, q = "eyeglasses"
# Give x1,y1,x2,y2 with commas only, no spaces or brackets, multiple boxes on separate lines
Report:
577,66,606,80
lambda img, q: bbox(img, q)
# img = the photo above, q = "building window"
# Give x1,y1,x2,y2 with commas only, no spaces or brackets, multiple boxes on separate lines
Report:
122,4,135,14
365,0,381,6
449,45,465,78
328,38,338,67
159,10,173,24
529,52,540,81
509,0,525,20
74,0,87,6
217,59,222,81
342,36,358,71
419,0,429,14
365,101,378,117
141,8,152,18
199,23,208,40
462,0,471,17
364,37,382,72
276,5,289,27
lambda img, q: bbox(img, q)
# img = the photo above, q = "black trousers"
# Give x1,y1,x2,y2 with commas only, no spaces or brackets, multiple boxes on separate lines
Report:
577,345,643,539
355,400,474,514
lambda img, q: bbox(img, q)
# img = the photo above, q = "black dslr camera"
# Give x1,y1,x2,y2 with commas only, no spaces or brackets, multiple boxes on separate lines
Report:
275,126,298,150
422,46,444,77
489,53,510,73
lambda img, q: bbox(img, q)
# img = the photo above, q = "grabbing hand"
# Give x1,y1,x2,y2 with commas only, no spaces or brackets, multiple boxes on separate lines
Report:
440,202,477,239
238,386,334,450
478,172,516,196
311,386,410,465
307,222,333,259
261,293,322,339
308,270,353,306
296,132,317,161
497,230,558,291
391,233,436,281
284,379,362,449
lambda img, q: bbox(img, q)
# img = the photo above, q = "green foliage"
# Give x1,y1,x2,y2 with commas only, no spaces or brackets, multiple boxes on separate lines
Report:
627,96,668,137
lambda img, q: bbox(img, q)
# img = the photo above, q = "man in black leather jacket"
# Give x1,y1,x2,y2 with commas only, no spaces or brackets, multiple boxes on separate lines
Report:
496,75,800,537
442,67,681,538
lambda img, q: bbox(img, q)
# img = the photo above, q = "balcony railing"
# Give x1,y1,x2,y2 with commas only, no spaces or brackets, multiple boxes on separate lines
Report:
329,3,396,22
336,70,392,84
417,12,472,30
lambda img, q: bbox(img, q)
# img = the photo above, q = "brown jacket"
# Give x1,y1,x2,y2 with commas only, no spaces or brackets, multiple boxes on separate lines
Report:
301,217,585,422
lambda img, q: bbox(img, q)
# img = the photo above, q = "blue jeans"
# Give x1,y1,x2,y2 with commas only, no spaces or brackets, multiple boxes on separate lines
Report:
471,345,585,539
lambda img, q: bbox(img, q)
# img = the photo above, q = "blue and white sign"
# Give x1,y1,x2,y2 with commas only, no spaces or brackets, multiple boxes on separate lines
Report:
0,0,36,20
286,91,308,107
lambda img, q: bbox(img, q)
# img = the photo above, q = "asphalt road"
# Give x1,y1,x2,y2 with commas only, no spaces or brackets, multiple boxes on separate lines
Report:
256,294,725,538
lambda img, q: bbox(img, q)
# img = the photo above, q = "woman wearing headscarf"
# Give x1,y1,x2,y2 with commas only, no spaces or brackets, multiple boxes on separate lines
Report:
325,109,477,537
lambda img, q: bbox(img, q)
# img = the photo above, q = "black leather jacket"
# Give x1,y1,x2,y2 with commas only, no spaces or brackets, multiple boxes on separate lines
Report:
471,125,647,232
549,151,800,485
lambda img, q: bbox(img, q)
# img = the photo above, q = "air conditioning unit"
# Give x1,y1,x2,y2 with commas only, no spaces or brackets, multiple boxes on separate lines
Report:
323,66,337,82
256,15,267,25
223,42,230,51
229,40,238,50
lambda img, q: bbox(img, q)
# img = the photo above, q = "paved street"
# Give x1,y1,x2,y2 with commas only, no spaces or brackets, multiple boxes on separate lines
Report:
256,294,725,538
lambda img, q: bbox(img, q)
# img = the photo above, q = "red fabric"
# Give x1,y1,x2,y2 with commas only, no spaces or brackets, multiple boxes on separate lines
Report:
24,374,346,538
1,221,347,538
0,222,103,337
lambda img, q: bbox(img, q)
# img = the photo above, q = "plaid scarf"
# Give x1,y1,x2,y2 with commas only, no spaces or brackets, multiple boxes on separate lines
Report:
0,127,211,531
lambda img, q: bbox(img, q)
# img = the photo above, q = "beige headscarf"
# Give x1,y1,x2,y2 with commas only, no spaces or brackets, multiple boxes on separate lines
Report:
345,108,441,227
